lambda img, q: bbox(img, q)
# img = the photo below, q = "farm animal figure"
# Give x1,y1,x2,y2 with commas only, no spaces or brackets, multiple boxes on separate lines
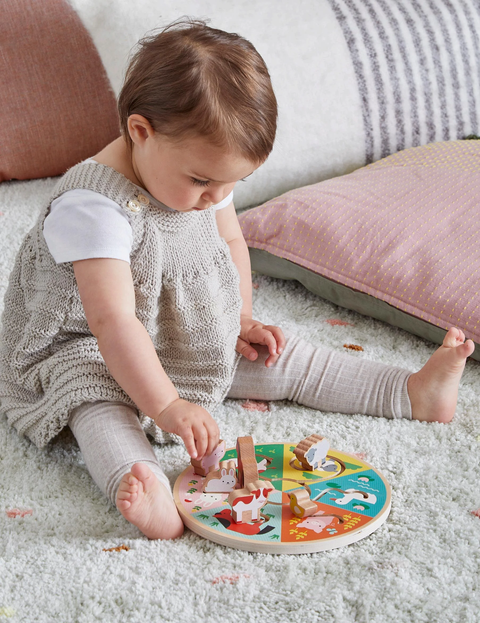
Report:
203,461,237,493
257,458,268,473
191,439,226,476
332,489,377,506
294,434,330,471
227,457,268,473
214,509,276,536
228,480,274,523
297,512,337,534
288,487,317,518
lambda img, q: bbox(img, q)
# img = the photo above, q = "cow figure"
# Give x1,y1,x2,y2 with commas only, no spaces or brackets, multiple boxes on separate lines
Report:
228,480,275,523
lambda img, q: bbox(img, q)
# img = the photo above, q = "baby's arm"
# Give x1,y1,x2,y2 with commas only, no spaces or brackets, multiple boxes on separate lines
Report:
73,258,219,459
216,204,285,366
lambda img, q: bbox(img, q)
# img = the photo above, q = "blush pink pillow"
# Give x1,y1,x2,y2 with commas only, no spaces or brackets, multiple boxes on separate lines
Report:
0,0,120,182
239,140,480,352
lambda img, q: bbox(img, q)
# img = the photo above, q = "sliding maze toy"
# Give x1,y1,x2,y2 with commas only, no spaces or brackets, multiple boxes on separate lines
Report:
173,435,391,554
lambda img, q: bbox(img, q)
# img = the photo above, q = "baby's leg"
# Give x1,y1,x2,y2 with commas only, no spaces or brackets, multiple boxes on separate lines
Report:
228,333,412,419
68,401,183,539
228,329,473,422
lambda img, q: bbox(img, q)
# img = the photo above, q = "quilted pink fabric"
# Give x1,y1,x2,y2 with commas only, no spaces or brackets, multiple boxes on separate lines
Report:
239,140,480,342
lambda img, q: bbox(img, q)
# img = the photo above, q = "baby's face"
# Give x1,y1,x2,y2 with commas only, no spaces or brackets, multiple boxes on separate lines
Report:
133,134,258,212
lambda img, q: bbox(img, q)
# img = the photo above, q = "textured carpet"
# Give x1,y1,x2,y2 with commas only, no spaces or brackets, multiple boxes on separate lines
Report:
1,178,480,623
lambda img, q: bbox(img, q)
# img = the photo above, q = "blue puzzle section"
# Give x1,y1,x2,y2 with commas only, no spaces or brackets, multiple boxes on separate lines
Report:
192,490,284,542
299,469,387,517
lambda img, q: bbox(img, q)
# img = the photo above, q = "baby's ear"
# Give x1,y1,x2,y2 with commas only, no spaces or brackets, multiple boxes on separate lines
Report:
127,114,155,144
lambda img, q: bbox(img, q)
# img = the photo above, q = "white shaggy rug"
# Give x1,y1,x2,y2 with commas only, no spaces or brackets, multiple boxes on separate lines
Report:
1,178,480,623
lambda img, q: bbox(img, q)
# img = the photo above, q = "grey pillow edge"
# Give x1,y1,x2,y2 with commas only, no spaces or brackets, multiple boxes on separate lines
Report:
248,247,480,363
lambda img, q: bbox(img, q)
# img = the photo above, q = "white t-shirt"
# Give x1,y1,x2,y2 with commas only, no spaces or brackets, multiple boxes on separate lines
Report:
43,161,234,264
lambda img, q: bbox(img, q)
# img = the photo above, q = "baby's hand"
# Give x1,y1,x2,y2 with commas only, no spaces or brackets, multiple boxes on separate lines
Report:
155,398,220,460
237,316,286,367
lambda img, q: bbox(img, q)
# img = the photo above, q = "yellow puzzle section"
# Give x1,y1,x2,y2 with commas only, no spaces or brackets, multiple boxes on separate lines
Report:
281,444,367,492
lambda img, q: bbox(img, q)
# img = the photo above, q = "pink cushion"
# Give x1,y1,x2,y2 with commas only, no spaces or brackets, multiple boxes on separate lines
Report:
0,0,120,182
239,140,480,344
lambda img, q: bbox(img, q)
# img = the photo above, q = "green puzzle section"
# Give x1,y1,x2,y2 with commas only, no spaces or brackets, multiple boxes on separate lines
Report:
223,443,285,492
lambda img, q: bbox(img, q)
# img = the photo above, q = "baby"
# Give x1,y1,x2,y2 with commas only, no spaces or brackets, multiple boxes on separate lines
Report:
0,19,474,541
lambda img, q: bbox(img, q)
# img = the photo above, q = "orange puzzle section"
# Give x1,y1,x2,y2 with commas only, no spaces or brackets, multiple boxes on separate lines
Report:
281,501,372,544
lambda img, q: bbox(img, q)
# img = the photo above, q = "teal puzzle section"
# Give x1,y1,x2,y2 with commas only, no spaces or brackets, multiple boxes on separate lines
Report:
304,469,387,518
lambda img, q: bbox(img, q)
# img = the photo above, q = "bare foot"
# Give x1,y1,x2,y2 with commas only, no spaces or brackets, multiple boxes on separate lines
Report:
407,328,474,423
116,463,184,540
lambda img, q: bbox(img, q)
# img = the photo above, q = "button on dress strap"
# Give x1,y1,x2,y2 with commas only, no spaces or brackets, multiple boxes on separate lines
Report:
126,199,142,213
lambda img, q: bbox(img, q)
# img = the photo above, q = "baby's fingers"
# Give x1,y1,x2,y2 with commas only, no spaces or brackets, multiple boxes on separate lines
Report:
255,329,280,366
268,325,286,354
236,337,259,361
181,427,198,459
205,417,220,457
192,422,209,461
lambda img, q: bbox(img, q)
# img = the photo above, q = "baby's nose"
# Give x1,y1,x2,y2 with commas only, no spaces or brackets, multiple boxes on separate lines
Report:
202,188,224,205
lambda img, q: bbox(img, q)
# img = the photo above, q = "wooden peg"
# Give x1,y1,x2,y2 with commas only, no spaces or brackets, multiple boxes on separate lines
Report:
293,434,329,471
236,436,259,488
288,487,318,519
202,460,238,493
191,439,226,476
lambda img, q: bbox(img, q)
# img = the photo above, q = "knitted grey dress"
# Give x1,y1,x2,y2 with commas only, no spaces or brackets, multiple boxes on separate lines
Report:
0,163,243,447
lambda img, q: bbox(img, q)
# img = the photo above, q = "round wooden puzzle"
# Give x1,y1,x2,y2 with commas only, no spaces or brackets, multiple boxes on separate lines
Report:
173,442,391,554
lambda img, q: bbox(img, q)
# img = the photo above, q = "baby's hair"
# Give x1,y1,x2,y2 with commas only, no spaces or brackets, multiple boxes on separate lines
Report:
117,18,277,163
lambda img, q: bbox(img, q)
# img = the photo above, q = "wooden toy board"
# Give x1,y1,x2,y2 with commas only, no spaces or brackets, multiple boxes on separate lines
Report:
173,442,391,554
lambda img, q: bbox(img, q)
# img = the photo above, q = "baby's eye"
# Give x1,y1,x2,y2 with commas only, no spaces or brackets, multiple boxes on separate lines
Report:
191,177,210,187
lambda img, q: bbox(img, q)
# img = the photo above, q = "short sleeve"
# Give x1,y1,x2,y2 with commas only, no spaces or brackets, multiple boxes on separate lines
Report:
213,191,234,210
43,189,133,264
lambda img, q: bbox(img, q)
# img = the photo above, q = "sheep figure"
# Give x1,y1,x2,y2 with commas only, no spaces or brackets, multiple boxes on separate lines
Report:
293,434,330,471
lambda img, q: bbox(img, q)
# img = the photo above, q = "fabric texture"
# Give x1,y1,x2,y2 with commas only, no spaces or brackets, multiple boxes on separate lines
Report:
44,184,234,264
326,0,480,164
228,333,412,421
0,162,242,448
68,401,172,505
239,140,480,352
44,189,134,264
0,0,119,182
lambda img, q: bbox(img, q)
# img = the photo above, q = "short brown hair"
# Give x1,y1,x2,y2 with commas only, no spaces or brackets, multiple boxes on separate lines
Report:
117,19,277,162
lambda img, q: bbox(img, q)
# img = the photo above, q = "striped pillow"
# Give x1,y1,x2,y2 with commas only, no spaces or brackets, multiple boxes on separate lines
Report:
325,0,480,164
239,140,480,359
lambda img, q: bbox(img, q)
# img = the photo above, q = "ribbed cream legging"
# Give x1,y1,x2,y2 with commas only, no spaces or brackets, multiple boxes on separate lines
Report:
68,334,412,506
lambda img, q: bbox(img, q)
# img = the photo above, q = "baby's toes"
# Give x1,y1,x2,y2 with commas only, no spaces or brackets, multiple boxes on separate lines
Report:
443,327,463,348
117,474,139,505
458,339,475,359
